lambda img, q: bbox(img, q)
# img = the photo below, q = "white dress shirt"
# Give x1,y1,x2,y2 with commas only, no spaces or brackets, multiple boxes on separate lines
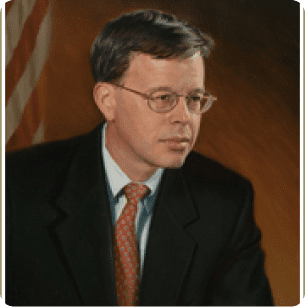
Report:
101,123,164,276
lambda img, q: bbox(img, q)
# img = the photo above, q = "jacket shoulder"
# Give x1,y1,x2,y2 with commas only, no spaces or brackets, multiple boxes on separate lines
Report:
182,151,253,202
6,134,86,189
183,151,249,183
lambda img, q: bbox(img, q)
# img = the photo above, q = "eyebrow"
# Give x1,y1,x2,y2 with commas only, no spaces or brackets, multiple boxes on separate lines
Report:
145,86,206,93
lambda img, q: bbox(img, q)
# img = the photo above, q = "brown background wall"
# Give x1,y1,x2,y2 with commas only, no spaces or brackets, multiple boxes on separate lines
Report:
23,0,302,305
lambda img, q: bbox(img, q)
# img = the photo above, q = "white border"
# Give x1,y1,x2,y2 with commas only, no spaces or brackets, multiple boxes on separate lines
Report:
2,2,5,305
0,0,303,306
300,2,304,304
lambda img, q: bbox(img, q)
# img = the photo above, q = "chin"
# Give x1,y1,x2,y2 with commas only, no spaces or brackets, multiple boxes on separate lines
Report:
157,155,188,169
146,150,190,169
166,160,186,169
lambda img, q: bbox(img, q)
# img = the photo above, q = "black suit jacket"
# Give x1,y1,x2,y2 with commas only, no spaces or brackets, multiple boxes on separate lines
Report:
6,123,274,306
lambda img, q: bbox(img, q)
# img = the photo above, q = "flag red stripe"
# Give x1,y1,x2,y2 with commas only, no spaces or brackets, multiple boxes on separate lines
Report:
5,0,49,106
5,125,28,151
5,0,15,16
6,82,44,151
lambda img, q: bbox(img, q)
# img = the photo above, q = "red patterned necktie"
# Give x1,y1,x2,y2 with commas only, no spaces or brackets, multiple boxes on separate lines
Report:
113,183,150,306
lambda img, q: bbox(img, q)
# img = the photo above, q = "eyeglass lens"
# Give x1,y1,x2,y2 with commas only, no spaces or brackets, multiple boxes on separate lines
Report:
149,90,211,113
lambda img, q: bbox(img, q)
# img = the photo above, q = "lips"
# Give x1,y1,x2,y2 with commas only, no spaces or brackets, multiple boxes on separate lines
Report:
160,137,191,152
160,137,191,143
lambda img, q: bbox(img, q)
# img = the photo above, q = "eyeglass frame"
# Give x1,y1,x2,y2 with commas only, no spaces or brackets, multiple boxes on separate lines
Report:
111,83,217,114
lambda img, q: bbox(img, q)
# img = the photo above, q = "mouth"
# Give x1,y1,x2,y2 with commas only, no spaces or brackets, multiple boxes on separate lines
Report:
163,137,190,141
160,137,191,143
159,137,191,151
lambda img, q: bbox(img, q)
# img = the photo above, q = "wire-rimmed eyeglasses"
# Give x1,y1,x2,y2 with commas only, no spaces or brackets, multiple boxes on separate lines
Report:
112,84,217,114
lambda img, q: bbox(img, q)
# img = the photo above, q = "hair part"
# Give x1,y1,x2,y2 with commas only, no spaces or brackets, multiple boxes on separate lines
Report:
90,9,215,84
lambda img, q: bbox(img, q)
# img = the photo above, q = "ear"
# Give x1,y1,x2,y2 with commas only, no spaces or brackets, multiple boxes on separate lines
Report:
93,82,116,121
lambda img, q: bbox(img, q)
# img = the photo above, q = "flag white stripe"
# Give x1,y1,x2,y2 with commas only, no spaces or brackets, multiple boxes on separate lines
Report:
6,7,51,143
32,119,44,144
5,0,37,68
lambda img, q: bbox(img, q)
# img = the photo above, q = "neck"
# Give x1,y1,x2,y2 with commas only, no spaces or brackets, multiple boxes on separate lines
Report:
105,123,158,182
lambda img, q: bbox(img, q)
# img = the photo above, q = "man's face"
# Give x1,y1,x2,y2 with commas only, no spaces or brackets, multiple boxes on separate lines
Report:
106,52,204,174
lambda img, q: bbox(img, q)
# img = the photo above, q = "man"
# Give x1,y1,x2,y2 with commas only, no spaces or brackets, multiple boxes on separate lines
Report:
6,9,274,306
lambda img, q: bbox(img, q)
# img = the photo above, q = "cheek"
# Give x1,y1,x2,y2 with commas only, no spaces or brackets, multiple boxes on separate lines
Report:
145,114,165,133
121,108,164,146
117,96,153,128
130,105,165,134
192,117,202,140
116,101,142,133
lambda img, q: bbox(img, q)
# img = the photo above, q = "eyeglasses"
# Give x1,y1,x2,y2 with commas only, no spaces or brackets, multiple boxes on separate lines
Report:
112,84,217,114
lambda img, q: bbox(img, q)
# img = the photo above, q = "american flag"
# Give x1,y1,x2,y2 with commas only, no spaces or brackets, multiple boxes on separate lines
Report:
5,0,51,152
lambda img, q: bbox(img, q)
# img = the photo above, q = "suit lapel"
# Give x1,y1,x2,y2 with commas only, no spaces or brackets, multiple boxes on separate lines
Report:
139,168,199,306
52,123,117,306
49,122,199,306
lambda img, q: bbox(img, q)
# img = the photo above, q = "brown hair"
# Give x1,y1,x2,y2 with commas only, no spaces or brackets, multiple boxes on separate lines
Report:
90,9,215,84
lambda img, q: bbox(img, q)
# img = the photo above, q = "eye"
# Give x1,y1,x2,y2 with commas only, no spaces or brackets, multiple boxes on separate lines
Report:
189,95,202,102
161,95,170,100
156,93,172,101
150,91,174,102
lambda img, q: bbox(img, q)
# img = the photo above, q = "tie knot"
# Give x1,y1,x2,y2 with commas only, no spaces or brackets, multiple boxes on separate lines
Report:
123,183,150,203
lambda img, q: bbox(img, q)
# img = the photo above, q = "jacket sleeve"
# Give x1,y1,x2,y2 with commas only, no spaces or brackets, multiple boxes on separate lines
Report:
205,181,274,306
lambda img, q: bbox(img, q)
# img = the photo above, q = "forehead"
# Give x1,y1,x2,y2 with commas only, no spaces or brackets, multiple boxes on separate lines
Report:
122,52,205,90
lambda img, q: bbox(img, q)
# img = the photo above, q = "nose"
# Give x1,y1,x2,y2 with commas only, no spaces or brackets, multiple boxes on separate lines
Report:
170,95,192,124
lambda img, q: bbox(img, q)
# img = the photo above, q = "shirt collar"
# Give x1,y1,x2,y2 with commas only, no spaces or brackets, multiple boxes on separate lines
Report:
102,122,164,213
